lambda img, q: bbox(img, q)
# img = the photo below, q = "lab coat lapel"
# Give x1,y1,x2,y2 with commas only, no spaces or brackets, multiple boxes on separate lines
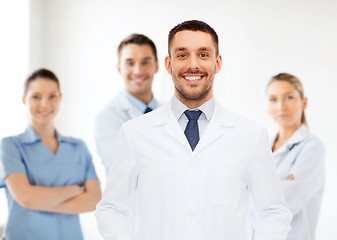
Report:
164,114,191,150
115,92,142,119
273,125,309,166
128,104,142,118
193,103,234,154
154,102,191,151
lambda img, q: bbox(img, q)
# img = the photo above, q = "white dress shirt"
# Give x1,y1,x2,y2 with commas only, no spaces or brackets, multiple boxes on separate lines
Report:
171,96,214,137
95,98,291,240
272,125,325,240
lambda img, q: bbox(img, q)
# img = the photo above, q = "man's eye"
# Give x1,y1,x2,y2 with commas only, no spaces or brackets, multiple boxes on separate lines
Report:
200,53,208,57
142,61,150,65
269,98,277,102
50,95,56,99
286,96,294,100
126,62,134,67
32,95,39,100
178,54,186,58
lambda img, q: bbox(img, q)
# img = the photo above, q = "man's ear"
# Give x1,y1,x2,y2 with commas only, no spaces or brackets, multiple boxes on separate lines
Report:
117,63,121,75
165,56,172,75
215,54,222,74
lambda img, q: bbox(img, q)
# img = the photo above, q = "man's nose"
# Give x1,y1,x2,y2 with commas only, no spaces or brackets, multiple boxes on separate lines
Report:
187,55,200,70
133,63,143,75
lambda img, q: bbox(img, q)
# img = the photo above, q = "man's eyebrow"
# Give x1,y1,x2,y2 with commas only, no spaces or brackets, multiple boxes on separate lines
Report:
199,47,210,51
174,47,187,52
174,47,211,52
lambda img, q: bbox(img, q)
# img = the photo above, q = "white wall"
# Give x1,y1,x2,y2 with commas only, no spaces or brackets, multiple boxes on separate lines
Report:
1,0,337,239
0,0,30,230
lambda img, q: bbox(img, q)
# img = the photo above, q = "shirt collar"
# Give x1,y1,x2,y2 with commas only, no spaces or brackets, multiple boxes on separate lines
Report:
19,125,77,144
19,125,42,143
55,131,78,144
171,96,215,121
123,90,156,113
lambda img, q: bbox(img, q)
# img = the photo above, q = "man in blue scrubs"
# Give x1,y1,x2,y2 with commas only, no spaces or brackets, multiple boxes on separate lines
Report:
94,34,160,174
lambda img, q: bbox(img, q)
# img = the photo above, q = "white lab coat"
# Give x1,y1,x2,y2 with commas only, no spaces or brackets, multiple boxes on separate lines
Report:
272,125,325,240
94,92,158,173
95,100,292,240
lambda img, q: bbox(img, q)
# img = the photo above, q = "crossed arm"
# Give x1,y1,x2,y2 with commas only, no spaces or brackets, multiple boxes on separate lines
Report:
280,139,325,216
5,172,101,214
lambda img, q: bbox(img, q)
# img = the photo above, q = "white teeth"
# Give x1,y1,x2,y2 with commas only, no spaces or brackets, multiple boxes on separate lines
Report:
185,76,201,81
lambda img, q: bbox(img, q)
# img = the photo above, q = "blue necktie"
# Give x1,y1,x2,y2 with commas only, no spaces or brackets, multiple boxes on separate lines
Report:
144,107,152,114
184,110,202,151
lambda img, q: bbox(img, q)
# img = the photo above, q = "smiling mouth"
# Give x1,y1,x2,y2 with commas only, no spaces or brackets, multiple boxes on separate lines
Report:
184,75,203,81
38,111,52,117
278,114,290,119
131,76,148,84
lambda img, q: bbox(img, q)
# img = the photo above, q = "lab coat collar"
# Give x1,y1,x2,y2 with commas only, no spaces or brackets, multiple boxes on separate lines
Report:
153,99,235,128
123,90,157,113
212,100,236,127
193,102,235,154
114,92,141,118
115,92,134,110
272,124,310,153
285,124,310,146
152,99,235,153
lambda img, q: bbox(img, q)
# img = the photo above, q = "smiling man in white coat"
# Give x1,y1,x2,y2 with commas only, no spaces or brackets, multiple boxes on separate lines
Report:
95,20,292,240
94,34,160,174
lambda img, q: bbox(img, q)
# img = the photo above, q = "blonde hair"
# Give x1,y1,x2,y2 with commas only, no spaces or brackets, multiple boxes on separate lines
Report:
267,73,307,126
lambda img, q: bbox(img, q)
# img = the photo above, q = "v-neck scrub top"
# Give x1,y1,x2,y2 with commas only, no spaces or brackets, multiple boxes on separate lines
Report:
0,126,98,240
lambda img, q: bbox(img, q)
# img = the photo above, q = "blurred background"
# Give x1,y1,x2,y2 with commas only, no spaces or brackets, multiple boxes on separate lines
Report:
1,0,336,239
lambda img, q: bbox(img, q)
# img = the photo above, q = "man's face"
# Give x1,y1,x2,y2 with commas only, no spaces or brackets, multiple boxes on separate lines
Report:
118,44,158,99
165,30,222,106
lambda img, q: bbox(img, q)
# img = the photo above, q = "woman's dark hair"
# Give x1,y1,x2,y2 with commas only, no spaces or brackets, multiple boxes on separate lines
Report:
23,68,60,97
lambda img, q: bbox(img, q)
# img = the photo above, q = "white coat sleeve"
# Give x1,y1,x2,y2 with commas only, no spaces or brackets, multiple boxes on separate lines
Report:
94,108,126,175
95,124,138,240
281,138,325,216
247,127,292,240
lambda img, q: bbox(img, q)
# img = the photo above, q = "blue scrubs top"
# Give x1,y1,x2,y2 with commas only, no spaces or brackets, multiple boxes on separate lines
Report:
0,126,98,240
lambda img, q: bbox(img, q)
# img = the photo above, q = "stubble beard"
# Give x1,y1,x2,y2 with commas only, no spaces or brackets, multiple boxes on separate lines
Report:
172,67,215,105
175,84,212,103
174,73,213,105
129,75,152,97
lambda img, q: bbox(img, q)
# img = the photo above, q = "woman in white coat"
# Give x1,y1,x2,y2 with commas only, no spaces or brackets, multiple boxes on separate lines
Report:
266,73,325,240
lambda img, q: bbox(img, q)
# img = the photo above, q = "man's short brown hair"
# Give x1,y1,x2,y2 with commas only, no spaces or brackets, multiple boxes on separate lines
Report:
168,20,219,56
117,33,158,62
